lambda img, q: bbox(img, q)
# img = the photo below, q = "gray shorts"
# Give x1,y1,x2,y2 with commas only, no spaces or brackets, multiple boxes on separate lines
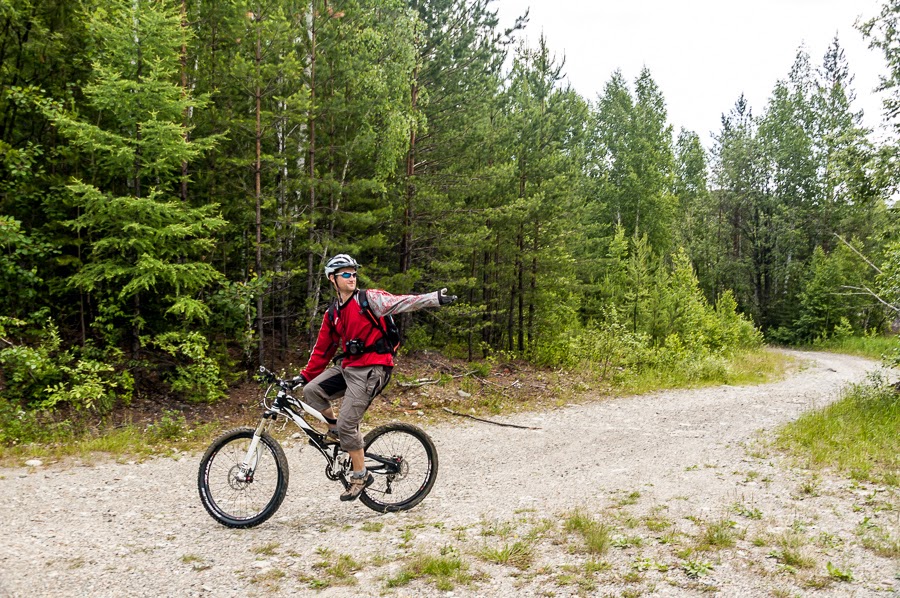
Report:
302,364,392,451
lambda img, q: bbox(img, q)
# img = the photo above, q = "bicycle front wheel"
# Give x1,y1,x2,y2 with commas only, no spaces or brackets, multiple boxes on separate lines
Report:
359,422,438,513
198,427,289,528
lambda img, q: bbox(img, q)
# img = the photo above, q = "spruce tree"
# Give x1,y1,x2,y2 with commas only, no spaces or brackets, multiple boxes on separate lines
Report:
42,0,226,398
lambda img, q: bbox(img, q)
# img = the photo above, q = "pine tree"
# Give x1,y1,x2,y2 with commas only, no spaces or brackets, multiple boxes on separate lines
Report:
42,0,226,387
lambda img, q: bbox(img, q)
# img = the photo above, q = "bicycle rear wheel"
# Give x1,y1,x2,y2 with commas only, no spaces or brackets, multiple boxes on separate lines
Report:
198,427,289,528
359,422,438,512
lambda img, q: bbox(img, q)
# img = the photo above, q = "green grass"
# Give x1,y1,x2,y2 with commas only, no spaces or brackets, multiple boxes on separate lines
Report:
0,343,796,464
622,347,795,394
0,418,220,466
476,540,534,569
385,553,471,591
563,509,613,555
695,518,738,551
776,375,899,486
812,334,898,361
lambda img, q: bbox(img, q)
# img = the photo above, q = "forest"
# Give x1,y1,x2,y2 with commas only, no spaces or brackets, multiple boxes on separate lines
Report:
1,0,899,428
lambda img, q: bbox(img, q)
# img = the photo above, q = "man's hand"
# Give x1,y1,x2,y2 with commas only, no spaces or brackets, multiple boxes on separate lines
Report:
438,288,457,305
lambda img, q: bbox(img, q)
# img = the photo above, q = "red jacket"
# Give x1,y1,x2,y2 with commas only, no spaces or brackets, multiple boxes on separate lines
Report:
300,289,440,381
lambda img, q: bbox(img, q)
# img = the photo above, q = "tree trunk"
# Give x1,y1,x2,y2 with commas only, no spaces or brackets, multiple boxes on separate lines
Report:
305,9,319,346
517,225,524,352
255,20,264,366
529,220,538,346
179,0,189,202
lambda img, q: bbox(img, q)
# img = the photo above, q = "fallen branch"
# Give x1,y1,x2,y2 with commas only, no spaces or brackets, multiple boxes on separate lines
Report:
395,370,480,389
395,378,442,389
473,375,518,398
441,407,541,430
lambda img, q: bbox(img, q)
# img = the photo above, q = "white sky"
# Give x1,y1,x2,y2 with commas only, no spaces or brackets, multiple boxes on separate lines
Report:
495,0,890,147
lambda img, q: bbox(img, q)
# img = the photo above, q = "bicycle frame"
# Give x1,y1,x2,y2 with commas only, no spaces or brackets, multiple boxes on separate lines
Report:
241,367,404,485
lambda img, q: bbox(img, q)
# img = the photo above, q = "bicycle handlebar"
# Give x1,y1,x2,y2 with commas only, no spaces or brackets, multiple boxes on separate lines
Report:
258,365,304,390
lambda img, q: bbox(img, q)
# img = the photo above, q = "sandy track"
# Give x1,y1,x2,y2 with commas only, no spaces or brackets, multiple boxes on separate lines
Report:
1,350,897,597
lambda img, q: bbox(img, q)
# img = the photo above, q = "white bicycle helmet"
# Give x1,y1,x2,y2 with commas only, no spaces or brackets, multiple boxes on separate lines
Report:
324,253,359,276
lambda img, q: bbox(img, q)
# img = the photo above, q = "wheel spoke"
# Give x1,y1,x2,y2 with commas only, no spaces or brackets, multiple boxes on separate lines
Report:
361,426,436,510
198,429,288,527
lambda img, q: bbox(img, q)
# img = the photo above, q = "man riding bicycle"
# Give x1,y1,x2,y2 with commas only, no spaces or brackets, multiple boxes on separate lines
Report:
295,254,457,502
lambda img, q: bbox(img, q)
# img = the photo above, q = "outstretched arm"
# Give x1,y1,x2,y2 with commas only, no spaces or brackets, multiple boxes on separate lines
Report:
366,288,456,318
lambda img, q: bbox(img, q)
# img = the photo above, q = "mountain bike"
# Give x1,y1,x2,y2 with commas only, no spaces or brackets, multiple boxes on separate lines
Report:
198,366,438,528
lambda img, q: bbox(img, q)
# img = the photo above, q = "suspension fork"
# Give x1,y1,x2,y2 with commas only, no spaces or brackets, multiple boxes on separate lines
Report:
239,413,274,476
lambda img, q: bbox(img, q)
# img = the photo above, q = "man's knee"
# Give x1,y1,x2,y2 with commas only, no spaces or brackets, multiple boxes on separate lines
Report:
303,380,331,412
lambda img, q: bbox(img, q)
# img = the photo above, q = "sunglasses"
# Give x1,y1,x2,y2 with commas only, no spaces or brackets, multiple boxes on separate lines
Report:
336,272,358,279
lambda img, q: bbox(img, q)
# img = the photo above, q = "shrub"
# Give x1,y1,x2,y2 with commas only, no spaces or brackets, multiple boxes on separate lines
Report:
146,331,225,403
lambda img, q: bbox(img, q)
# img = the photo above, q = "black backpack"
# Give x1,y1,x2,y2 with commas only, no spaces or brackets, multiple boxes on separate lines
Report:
327,289,401,356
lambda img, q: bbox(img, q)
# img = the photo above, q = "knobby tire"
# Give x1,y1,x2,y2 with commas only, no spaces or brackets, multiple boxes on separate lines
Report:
358,422,438,513
197,427,289,528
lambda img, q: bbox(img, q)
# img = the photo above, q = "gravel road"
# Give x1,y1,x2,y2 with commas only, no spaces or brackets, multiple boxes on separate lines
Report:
1,350,897,597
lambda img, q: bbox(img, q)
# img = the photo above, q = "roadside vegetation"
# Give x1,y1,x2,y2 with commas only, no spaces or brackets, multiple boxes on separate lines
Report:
807,333,898,362
776,371,899,487
0,344,792,465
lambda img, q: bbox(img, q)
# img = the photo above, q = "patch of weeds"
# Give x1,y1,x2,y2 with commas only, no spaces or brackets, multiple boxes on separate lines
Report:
767,547,815,570
658,528,680,545
696,518,737,551
675,546,694,560
480,518,516,539
615,490,641,507
399,529,415,549
452,525,469,542
685,464,699,472
681,558,713,578
831,549,856,573
584,559,611,574
361,521,383,533
613,535,644,549
798,475,821,497
731,500,763,520
180,554,209,570
250,568,285,588
577,576,598,592
477,540,534,570
311,552,361,587
776,374,900,487
815,532,843,549
801,574,833,590
789,518,811,533
250,542,279,556
855,517,900,558
68,557,86,569
385,552,471,591
563,509,613,555
690,582,720,593
526,518,556,541
622,569,643,583
643,514,672,532
633,557,669,572
743,470,761,483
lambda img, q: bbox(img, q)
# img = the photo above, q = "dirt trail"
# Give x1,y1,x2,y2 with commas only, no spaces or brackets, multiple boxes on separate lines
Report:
1,350,897,597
